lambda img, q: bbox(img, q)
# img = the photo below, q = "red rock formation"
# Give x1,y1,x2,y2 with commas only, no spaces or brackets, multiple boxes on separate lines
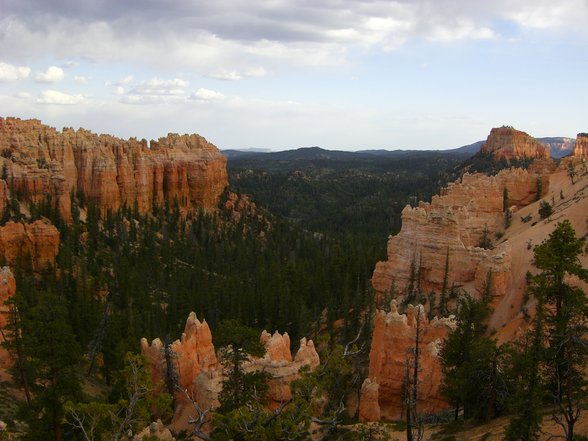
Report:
372,168,544,309
247,331,320,407
359,302,455,421
0,117,228,221
142,315,320,430
0,180,8,215
572,133,588,158
480,127,550,160
141,312,220,433
0,267,16,371
0,220,60,270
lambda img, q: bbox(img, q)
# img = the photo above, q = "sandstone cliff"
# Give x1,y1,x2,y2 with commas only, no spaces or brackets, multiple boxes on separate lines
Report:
480,127,550,160
372,167,548,310
0,117,228,221
359,302,455,421
572,133,588,158
366,127,588,424
0,220,60,271
0,267,16,373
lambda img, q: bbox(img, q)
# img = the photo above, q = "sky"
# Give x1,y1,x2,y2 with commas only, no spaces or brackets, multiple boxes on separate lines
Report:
1,0,587,151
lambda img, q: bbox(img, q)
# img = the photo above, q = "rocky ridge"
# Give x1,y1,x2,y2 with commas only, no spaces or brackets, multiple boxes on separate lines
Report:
0,117,228,222
364,127,582,424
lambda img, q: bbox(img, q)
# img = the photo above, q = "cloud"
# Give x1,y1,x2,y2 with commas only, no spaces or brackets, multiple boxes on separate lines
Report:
35,66,65,83
0,62,31,81
74,75,89,84
116,77,189,104
37,89,85,104
128,78,188,96
9,1,585,74
189,88,225,101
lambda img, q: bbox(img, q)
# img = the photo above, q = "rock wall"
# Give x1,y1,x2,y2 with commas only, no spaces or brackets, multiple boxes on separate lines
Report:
480,127,550,160
0,117,228,221
0,267,16,371
573,133,588,159
359,302,456,421
372,168,544,308
0,220,60,271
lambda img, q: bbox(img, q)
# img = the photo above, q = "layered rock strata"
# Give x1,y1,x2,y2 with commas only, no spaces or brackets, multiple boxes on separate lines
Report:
0,220,60,271
0,117,228,221
372,168,544,309
480,126,550,160
0,267,16,371
573,133,588,158
359,302,456,421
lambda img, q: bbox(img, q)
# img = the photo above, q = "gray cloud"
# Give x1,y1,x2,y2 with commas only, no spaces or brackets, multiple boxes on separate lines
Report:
2,0,587,73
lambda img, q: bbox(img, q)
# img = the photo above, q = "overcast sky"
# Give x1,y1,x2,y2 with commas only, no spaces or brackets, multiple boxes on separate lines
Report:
1,0,587,151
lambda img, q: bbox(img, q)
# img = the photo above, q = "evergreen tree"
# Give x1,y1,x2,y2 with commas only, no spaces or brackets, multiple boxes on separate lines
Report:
439,295,500,421
532,220,588,441
18,290,82,441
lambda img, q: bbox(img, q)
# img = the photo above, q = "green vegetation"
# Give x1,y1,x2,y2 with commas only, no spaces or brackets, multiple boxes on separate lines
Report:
228,150,464,238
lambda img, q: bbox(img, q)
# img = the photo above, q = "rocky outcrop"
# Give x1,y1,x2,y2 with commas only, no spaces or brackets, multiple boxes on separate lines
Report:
142,315,320,430
0,117,228,221
0,220,60,271
0,267,16,371
372,168,545,308
572,133,588,159
0,180,8,215
480,127,550,160
141,312,220,433
359,302,455,421
246,331,320,408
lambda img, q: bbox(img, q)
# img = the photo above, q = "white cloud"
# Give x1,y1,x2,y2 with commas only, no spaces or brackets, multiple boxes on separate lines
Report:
0,62,31,81
116,77,189,104
209,66,268,80
35,66,65,83
506,0,588,29
15,91,32,99
37,89,85,104
74,75,90,84
128,78,188,96
119,94,185,105
189,88,225,101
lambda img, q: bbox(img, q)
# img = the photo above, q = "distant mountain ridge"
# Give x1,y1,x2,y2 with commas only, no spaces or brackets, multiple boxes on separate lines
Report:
223,136,576,160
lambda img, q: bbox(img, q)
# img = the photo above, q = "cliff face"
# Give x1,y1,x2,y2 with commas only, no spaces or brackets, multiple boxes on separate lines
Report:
573,133,588,158
372,168,546,309
0,117,228,221
0,220,60,271
359,302,455,421
480,127,550,160
0,267,16,372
